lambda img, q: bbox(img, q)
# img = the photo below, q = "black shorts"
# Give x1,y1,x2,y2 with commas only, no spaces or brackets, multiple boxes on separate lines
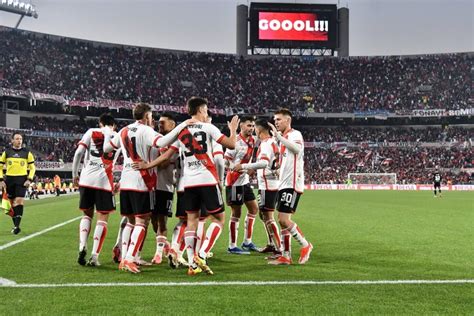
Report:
176,192,187,219
184,185,223,215
79,186,115,213
5,176,27,200
434,182,441,189
154,190,174,217
276,189,302,214
120,190,153,217
226,184,256,206
258,189,278,212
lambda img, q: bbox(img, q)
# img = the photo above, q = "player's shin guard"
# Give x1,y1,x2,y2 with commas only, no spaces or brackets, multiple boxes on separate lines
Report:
12,205,23,228
79,215,92,251
195,220,206,253
266,220,281,251
91,220,108,257
124,224,146,262
198,222,222,258
155,235,167,258
184,231,197,266
263,220,273,246
229,217,239,248
243,213,256,244
121,223,134,261
281,229,291,257
288,224,309,247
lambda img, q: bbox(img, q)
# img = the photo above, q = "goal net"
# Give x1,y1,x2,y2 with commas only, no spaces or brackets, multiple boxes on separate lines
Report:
348,173,397,184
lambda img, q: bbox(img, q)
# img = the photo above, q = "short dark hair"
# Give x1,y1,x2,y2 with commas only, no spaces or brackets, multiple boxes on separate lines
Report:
11,132,22,139
99,113,116,127
240,115,255,123
160,111,176,122
133,102,152,120
255,118,270,131
274,108,292,118
187,97,207,116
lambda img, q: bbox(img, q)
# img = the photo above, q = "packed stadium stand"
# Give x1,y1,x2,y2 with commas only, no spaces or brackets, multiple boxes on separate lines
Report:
0,27,472,185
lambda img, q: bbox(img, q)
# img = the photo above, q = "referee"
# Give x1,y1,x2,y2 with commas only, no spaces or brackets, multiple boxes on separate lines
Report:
0,133,36,234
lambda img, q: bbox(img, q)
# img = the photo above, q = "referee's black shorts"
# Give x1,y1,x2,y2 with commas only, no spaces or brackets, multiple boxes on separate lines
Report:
5,176,27,200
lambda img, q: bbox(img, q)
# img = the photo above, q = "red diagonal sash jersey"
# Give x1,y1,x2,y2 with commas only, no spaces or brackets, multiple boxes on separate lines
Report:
225,134,256,186
278,129,305,193
77,128,118,192
109,121,162,192
170,123,225,189
256,136,279,191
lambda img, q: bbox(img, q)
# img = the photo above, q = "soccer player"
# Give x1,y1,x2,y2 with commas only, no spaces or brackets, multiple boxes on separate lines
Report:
149,112,178,264
225,116,260,254
134,97,239,275
233,118,281,256
195,111,226,257
72,113,119,266
104,102,195,273
267,108,313,265
433,166,442,198
0,133,36,234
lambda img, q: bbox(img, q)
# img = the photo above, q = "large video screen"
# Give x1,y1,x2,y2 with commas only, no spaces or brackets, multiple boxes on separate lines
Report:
249,3,338,49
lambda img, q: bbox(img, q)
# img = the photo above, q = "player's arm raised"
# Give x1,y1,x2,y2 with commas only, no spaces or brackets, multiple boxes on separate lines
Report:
216,115,240,150
268,122,302,154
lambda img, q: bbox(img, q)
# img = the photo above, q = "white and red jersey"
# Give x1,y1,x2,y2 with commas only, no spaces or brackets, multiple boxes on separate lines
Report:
77,128,118,192
170,123,225,189
256,137,280,191
225,134,256,186
175,149,185,193
109,121,162,192
150,146,176,193
278,129,305,193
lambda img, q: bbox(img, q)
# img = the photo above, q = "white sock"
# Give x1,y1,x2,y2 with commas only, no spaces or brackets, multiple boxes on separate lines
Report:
125,224,146,262
114,216,128,248
195,220,206,253
91,220,108,257
121,223,134,260
199,222,222,258
184,231,196,266
288,224,309,247
79,215,92,251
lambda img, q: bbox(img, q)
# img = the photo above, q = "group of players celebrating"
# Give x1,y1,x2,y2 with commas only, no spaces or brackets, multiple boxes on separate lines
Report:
72,97,313,275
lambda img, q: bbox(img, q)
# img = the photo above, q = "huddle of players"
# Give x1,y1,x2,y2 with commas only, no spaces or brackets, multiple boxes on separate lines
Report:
72,97,313,276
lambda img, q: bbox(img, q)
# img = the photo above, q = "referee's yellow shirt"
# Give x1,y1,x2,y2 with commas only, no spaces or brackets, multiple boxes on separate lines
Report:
0,147,36,179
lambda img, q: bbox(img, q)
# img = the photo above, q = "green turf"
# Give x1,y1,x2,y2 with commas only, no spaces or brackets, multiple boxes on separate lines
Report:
0,191,472,314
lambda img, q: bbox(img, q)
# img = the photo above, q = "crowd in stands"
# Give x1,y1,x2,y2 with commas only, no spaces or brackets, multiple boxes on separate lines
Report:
1,27,471,114
300,126,473,143
305,147,472,184
0,115,471,184
20,116,131,135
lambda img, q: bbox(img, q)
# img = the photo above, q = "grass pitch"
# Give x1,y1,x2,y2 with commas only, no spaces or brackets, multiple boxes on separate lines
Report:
0,191,472,314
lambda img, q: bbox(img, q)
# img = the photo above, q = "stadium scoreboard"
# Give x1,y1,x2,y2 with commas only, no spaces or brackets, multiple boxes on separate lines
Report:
249,3,338,49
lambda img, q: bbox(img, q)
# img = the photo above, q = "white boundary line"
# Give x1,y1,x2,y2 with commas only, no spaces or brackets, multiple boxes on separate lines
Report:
0,216,82,251
1,279,473,288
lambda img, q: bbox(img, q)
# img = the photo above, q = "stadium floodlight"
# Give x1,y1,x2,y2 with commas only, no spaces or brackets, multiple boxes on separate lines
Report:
0,0,38,28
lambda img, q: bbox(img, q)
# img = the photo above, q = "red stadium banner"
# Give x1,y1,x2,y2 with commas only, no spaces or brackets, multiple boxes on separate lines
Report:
258,12,329,41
